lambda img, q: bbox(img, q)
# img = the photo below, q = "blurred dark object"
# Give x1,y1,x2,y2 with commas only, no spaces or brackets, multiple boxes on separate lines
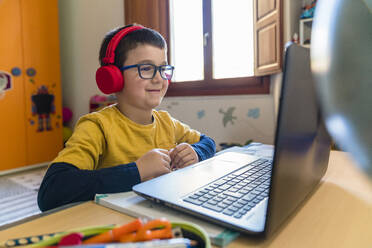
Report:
311,0,372,177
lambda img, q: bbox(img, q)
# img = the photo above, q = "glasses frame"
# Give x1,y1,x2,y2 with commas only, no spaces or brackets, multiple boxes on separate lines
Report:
120,63,175,80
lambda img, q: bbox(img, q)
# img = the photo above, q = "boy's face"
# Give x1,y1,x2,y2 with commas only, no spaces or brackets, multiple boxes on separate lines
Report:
119,44,168,111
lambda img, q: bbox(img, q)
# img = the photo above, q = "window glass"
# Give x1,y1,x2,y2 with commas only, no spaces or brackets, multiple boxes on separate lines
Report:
212,0,254,79
169,0,204,82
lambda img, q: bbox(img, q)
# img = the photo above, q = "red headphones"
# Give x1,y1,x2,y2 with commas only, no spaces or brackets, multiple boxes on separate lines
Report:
96,25,144,94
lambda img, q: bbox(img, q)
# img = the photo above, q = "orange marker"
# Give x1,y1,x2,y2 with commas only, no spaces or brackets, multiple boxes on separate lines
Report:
118,218,173,243
83,218,143,244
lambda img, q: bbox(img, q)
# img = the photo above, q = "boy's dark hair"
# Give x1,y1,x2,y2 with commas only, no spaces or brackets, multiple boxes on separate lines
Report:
99,24,167,68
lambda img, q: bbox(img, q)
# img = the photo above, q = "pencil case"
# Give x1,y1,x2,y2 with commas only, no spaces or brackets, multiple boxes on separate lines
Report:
5,220,211,248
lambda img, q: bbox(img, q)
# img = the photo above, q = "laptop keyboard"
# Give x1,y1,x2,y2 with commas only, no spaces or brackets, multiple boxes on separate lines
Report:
183,158,272,219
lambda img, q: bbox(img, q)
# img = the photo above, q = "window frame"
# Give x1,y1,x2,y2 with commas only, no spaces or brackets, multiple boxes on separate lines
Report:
124,0,281,97
166,76,270,96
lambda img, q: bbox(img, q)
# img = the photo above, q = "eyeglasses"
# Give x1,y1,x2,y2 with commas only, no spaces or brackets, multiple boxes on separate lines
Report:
120,64,175,80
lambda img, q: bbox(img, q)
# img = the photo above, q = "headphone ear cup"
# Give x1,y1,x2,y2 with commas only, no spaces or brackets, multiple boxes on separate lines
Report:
96,65,124,94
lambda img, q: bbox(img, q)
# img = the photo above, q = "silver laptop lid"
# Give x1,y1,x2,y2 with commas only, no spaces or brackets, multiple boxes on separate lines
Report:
133,43,331,237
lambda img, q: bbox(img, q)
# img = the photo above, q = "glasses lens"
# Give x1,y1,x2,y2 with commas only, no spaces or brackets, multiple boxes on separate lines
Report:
161,66,174,80
138,64,155,79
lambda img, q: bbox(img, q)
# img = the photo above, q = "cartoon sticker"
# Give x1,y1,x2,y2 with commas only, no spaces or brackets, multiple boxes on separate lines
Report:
0,71,12,98
197,110,205,119
219,107,237,127
31,85,55,132
247,108,260,119
26,68,36,77
11,67,21,76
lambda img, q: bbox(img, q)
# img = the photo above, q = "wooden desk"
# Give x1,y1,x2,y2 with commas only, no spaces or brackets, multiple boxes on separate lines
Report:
1,151,371,248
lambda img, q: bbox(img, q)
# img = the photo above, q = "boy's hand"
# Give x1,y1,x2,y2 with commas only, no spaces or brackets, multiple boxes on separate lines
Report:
169,143,199,170
136,149,171,182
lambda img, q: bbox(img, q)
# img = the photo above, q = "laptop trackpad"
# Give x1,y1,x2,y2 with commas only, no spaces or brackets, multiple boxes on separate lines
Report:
180,152,259,193
185,151,258,180
134,152,259,200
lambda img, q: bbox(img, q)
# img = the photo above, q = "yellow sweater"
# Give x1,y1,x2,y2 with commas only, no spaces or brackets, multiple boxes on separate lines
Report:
52,105,200,170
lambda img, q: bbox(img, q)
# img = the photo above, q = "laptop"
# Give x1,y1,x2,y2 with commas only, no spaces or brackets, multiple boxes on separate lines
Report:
133,43,332,237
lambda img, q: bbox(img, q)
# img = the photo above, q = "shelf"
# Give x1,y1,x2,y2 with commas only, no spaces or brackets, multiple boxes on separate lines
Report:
299,17,313,47
300,17,313,23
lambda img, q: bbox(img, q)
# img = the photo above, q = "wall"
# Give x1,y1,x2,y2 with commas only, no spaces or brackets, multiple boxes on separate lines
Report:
58,0,124,126
58,0,304,149
271,0,304,117
159,95,276,149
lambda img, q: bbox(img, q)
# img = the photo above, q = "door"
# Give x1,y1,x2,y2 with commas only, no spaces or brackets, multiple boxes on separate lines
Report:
21,0,63,165
253,0,283,75
0,0,28,170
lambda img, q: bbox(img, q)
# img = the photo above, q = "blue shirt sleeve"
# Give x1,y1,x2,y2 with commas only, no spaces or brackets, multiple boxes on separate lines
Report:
191,134,216,161
37,162,141,212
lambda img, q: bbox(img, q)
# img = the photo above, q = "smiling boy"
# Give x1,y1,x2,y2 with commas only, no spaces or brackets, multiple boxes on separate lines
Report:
37,25,216,211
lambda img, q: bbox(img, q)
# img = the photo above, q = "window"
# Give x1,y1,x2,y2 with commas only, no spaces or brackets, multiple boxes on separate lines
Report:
169,0,254,81
124,0,282,96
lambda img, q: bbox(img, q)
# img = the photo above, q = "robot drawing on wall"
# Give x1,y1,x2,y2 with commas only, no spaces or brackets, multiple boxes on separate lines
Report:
31,85,55,132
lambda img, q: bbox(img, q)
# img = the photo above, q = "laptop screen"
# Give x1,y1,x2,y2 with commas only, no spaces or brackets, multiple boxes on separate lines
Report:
265,43,332,236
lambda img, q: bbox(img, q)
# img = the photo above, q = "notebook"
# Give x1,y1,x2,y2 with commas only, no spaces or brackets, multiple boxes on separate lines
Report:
133,43,332,237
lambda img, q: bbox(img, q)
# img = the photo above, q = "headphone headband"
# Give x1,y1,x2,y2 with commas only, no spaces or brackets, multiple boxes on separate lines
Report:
102,25,144,64
96,24,170,94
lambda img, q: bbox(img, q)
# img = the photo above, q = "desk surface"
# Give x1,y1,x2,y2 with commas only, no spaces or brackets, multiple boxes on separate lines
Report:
1,151,371,248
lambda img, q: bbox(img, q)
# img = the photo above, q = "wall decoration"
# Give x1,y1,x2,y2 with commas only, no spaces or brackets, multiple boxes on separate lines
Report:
159,95,275,149
31,85,55,132
26,68,36,77
26,68,36,84
247,108,260,119
0,71,12,99
197,110,205,119
219,107,237,127
11,67,21,76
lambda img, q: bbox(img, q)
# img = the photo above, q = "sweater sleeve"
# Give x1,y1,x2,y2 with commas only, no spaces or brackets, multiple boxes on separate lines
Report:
191,134,216,162
37,162,141,212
